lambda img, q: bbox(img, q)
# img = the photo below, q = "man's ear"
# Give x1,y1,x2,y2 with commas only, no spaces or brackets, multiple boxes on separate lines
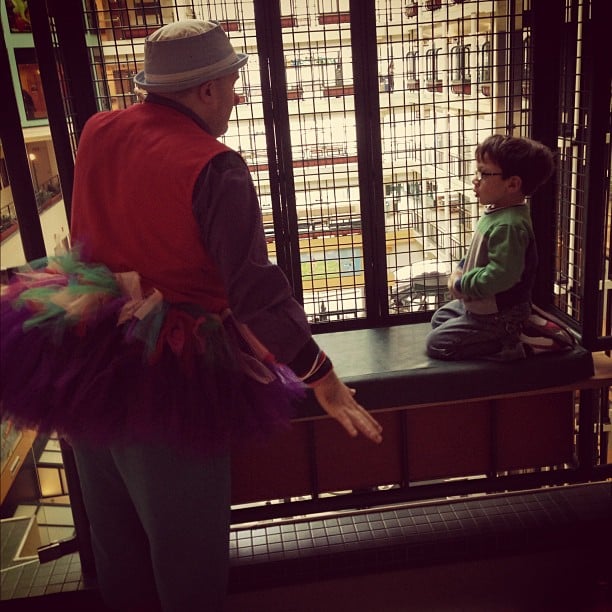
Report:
197,80,215,103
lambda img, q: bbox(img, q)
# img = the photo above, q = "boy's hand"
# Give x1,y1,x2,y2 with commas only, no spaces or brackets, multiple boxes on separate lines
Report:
448,267,464,298
312,370,383,444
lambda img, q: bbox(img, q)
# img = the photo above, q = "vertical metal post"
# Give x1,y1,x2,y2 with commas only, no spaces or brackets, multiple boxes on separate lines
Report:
0,26,46,262
577,389,596,475
49,0,99,138
29,0,100,223
350,0,387,323
488,400,499,482
59,440,96,576
529,0,564,308
25,0,98,572
579,0,611,350
253,0,303,298
27,0,76,222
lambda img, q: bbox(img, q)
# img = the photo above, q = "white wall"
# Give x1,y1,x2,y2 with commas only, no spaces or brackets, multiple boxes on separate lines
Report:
1,200,70,269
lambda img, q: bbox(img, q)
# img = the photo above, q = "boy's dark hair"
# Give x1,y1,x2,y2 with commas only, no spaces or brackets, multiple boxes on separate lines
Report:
476,134,555,196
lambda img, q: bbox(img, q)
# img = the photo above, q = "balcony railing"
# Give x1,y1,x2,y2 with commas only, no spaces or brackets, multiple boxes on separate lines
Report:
287,85,304,100
120,25,157,38
0,201,18,239
218,19,240,31
280,15,298,28
0,175,62,243
318,11,351,25
322,84,354,97
451,79,471,95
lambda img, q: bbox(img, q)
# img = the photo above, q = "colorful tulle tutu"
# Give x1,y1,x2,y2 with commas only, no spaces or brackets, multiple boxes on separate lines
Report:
0,253,305,455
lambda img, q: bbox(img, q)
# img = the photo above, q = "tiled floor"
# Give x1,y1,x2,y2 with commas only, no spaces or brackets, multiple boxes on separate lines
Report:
1,482,610,610
12,502,75,547
225,550,612,612
0,553,87,602
1,502,80,601
1,436,79,602
1,548,610,611
227,482,611,593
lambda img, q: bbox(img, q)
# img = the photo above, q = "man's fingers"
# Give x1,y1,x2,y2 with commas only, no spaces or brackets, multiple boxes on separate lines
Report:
351,407,383,443
316,381,382,443
351,401,383,431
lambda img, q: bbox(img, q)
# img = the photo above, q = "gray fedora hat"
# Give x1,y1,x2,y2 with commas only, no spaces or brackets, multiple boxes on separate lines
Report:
134,20,248,93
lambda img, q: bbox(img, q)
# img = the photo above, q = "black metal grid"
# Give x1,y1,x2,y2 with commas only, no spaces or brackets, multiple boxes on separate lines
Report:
554,0,611,350
73,0,536,325
277,0,364,322
376,0,533,315
6,0,606,341
555,0,589,326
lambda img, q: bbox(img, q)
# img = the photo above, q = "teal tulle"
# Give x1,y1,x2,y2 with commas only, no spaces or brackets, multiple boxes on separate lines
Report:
1,251,306,455
11,252,122,332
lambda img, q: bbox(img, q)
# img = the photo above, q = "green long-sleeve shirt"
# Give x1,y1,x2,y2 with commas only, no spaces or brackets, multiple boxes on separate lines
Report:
458,204,537,315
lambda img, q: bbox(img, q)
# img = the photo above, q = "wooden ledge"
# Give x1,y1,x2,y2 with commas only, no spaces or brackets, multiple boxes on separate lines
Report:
591,351,612,384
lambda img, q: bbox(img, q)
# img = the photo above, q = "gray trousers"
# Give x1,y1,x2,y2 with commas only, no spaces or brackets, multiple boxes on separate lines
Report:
426,299,531,360
72,441,231,612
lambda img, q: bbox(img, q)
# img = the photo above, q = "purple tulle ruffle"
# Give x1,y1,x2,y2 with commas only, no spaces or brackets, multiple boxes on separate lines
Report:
1,257,306,455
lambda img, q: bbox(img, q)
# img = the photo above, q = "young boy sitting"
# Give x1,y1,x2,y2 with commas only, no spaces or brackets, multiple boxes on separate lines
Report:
426,134,555,361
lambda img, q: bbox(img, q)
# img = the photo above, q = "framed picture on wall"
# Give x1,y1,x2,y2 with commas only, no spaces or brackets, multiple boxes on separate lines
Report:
5,0,32,33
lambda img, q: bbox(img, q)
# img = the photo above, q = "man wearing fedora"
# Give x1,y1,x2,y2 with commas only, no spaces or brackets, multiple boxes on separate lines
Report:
66,19,382,611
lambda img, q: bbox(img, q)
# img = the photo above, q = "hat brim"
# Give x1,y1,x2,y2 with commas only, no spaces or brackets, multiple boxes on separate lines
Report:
134,53,248,93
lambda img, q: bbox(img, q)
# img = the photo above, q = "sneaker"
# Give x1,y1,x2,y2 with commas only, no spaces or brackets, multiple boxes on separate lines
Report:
520,308,575,354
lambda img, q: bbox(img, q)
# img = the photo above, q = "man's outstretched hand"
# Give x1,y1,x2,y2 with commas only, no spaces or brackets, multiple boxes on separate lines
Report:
312,370,383,444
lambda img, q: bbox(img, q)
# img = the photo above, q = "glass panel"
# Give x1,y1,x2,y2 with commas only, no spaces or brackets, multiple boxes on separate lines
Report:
15,48,47,120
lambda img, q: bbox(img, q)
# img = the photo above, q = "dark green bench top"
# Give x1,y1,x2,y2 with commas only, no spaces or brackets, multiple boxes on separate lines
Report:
296,323,595,417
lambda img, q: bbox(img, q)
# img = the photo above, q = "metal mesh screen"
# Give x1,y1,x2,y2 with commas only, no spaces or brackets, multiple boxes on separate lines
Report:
555,0,611,348
555,0,588,323
376,0,532,314
278,0,363,322
68,0,604,332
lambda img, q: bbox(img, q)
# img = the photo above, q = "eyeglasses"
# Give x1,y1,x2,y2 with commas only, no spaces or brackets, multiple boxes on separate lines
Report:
473,170,504,181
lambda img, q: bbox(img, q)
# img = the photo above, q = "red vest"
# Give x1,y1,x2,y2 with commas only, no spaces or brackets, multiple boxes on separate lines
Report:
71,102,231,310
